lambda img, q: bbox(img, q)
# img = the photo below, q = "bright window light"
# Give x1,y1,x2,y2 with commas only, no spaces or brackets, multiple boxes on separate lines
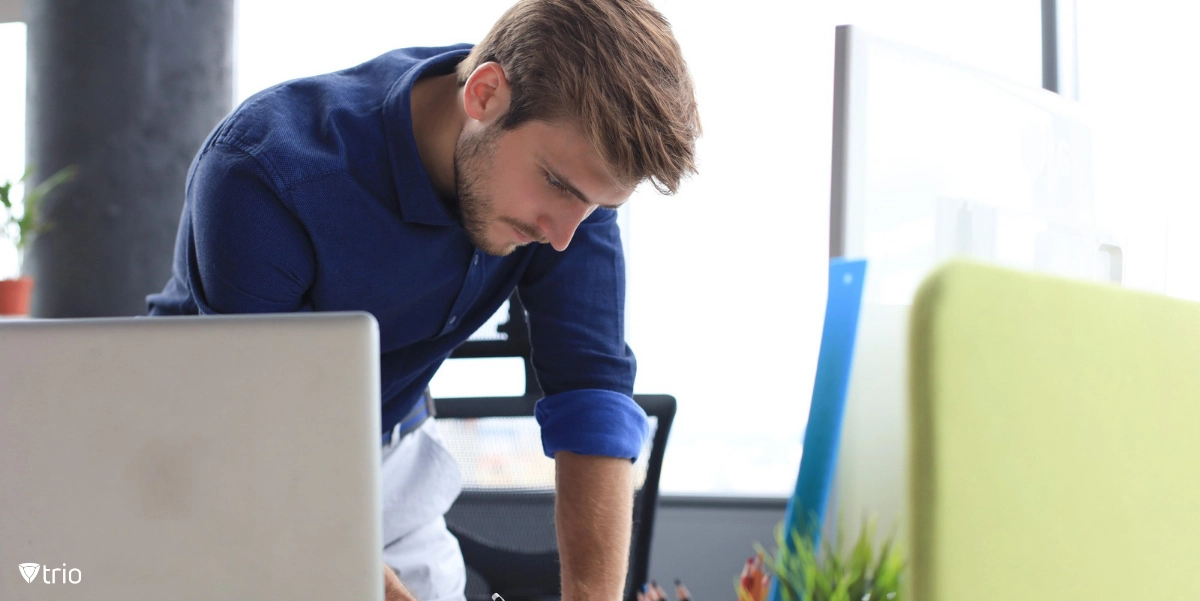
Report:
1077,0,1200,300
0,22,26,279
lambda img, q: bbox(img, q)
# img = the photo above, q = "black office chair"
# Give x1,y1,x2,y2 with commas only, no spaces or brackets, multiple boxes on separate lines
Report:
436,292,675,601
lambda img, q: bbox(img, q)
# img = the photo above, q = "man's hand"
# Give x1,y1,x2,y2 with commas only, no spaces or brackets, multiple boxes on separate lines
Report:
384,562,418,601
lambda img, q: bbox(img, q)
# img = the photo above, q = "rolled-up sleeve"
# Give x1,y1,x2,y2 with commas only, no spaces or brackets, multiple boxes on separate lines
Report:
521,209,648,460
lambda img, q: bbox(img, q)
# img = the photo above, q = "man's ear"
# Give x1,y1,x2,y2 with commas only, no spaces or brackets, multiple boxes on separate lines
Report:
462,62,511,124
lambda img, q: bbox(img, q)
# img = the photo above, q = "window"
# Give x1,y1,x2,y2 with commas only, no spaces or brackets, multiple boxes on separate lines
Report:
234,0,503,103
0,22,26,279
1076,1,1200,299
624,0,1041,495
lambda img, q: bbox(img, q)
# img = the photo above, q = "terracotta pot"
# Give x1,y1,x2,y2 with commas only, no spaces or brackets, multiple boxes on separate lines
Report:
0,277,34,316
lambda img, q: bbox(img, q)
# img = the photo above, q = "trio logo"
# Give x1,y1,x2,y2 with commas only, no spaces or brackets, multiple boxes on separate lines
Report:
18,562,82,584
18,563,39,583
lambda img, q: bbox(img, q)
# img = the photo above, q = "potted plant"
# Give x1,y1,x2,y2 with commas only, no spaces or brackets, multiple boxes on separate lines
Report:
745,517,906,601
0,165,76,316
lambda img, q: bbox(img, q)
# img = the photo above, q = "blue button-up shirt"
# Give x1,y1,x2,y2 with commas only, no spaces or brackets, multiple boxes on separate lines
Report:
146,45,648,460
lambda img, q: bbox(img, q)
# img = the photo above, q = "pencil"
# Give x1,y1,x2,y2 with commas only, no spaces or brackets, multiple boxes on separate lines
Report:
674,578,691,601
652,580,668,601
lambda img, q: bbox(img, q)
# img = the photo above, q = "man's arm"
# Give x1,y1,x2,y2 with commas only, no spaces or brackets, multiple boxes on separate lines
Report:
520,209,647,601
555,451,635,601
384,562,419,601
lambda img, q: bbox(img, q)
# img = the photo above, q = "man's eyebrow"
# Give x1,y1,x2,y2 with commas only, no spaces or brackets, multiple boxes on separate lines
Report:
541,160,627,209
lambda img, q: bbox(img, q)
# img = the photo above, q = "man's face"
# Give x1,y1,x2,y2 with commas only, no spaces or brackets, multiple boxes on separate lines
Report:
453,120,633,256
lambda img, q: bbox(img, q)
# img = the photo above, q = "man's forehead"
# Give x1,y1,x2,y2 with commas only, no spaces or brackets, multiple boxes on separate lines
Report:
529,121,595,162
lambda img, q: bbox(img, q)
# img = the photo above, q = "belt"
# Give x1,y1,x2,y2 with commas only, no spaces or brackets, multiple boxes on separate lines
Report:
381,389,436,447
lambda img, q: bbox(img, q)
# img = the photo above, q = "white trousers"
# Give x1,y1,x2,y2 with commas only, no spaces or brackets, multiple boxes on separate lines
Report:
380,419,466,601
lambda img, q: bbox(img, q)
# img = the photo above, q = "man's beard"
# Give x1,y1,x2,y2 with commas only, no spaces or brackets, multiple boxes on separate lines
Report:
452,125,514,256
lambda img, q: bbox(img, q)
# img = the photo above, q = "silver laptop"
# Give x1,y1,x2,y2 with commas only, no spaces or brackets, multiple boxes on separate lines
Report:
0,312,382,600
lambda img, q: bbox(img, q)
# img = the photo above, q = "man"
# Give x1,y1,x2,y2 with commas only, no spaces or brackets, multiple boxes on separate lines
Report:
147,1,699,600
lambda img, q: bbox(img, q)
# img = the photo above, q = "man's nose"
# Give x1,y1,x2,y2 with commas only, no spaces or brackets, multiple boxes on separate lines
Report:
537,203,597,252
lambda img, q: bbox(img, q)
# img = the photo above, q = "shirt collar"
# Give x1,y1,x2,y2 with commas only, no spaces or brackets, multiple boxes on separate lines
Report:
383,45,473,227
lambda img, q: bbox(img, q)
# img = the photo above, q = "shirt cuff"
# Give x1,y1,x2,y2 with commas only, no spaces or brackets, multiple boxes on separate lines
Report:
535,389,650,460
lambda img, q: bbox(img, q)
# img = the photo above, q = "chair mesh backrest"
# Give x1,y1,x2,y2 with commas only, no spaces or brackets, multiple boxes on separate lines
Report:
438,414,658,601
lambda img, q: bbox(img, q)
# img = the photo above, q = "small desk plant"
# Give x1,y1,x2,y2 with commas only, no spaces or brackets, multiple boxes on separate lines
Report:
744,517,905,601
0,165,76,316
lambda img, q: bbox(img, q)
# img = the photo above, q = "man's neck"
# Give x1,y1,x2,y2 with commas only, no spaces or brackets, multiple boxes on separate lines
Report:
410,73,465,202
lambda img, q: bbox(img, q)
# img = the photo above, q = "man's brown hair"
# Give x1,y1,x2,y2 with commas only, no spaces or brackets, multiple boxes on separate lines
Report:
457,0,701,194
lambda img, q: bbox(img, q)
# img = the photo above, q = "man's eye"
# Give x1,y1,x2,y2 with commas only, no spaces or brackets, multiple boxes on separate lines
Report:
545,172,598,207
545,173,568,192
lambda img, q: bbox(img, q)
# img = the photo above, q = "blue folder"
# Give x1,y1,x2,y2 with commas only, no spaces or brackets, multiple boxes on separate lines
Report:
768,258,866,601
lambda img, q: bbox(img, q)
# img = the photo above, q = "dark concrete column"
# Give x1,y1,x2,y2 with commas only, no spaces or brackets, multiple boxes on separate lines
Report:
25,0,233,317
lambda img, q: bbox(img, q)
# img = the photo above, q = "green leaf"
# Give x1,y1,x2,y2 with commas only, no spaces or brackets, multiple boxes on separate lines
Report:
5,164,77,252
756,515,904,601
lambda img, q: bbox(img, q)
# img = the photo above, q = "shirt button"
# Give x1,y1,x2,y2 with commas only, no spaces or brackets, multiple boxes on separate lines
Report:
472,255,479,266
448,316,457,325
